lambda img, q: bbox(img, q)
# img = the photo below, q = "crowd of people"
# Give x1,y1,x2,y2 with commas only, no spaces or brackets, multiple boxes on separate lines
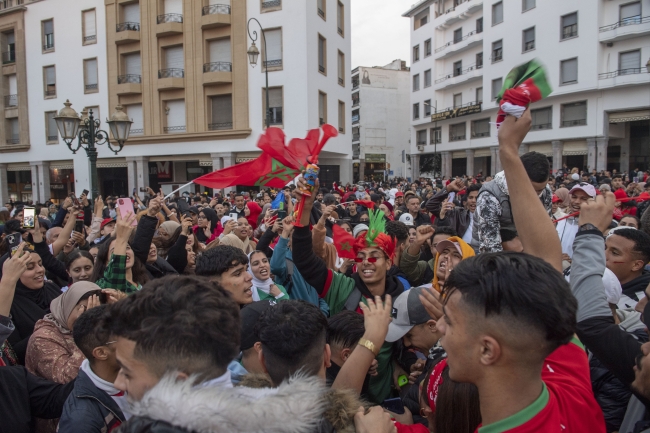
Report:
1,108,650,433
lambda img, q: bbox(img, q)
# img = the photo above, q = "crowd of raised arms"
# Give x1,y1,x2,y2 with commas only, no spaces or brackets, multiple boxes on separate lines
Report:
1,110,650,433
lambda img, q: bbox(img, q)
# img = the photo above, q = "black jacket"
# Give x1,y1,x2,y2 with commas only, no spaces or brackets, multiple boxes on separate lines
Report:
132,215,183,279
426,189,472,237
622,271,650,303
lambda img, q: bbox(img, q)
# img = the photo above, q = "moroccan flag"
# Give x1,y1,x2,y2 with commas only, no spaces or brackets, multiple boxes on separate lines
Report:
496,59,552,125
332,224,356,259
354,200,375,210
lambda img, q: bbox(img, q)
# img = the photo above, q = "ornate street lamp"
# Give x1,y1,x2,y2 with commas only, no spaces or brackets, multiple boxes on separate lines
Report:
247,18,270,128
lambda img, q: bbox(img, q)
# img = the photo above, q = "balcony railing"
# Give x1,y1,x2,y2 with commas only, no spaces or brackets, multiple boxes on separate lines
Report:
561,119,586,127
130,128,144,135
430,137,441,144
6,138,19,144
351,114,360,123
157,13,183,24
164,125,186,133
435,29,479,53
492,49,502,62
472,131,490,138
598,68,646,79
208,122,233,130
562,24,577,39
269,107,283,125
47,135,58,141
261,0,281,9
159,68,184,78
435,65,480,84
4,94,17,107
263,59,282,68
44,89,56,97
353,134,360,141
118,74,142,84
84,35,96,43
43,42,54,51
450,134,466,142
338,77,344,86
524,41,535,51
599,15,649,32
85,84,98,91
352,82,359,90
116,22,140,32
319,65,325,73
318,8,324,18
2,50,15,64
352,99,359,107
531,123,552,130
338,27,343,35
202,4,231,15
203,62,232,73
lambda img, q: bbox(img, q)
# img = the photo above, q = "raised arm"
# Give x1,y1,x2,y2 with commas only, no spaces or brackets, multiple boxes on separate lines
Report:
51,207,79,257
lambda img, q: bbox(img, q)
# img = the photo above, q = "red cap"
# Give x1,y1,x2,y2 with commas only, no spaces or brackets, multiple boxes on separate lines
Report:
100,218,115,229
395,192,404,197
552,194,561,203
614,189,628,200
427,358,447,413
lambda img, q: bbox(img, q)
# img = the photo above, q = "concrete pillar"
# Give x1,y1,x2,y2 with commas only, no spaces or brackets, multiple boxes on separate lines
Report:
596,138,608,171
441,151,452,179
30,162,50,203
586,138,596,172
490,147,498,175
620,140,630,174
551,141,564,174
30,164,40,203
0,163,8,205
134,156,149,192
465,149,475,177
410,154,420,180
519,143,530,156
126,159,137,197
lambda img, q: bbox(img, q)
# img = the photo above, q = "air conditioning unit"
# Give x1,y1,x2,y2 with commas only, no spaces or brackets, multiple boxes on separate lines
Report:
417,145,424,152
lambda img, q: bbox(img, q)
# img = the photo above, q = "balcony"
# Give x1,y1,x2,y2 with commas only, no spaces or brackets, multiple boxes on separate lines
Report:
338,77,344,86
352,114,360,124
434,64,483,90
202,62,232,85
434,29,483,59
561,119,586,127
599,16,650,43
164,125,186,134
43,42,54,51
261,0,281,11
471,131,489,138
201,4,231,29
449,134,466,142
44,89,56,97
268,107,283,126
352,133,360,142
116,74,142,95
318,8,324,18
156,14,183,36
352,81,359,91
4,94,16,108
598,68,650,90
2,50,14,64
208,122,233,131
130,128,144,136
116,22,140,44
352,98,359,107
435,0,483,29
158,68,184,90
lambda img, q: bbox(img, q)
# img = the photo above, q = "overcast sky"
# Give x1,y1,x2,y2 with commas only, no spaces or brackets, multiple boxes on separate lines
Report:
351,0,415,69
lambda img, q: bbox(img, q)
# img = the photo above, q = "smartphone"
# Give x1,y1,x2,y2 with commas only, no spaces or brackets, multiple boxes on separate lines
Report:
229,212,238,220
634,177,639,183
139,187,147,192
22,207,35,229
448,192,456,203
381,397,405,415
277,209,287,220
117,198,138,226
69,193,81,207
74,219,85,234
82,189,89,196
132,188,137,195
6,233,22,256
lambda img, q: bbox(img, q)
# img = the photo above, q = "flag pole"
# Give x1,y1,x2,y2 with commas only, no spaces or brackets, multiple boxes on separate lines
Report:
164,181,195,200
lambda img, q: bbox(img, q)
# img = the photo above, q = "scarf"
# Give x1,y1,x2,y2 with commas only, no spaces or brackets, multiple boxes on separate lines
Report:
431,236,475,292
80,359,131,420
247,252,273,302
555,188,570,210
246,202,263,230
45,281,102,335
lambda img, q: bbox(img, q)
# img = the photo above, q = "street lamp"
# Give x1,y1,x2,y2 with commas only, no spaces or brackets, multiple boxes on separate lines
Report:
54,100,132,199
247,18,270,128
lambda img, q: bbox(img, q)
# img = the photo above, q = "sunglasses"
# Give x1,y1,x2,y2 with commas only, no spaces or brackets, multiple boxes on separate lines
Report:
354,257,382,263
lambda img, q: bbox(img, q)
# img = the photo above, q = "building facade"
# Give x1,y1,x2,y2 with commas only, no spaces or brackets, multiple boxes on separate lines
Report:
350,59,411,182
404,0,650,179
0,0,352,205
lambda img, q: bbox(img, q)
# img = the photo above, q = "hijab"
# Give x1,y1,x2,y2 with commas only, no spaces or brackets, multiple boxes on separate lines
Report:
196,208,219,243
246,202,263,230
160,221,180,237
555,188,570,210
45,281,101,334
247,251,273,302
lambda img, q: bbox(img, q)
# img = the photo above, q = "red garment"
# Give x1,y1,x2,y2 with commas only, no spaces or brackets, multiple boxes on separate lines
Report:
396,422,429,433
473,340,605,433
246,202,262,230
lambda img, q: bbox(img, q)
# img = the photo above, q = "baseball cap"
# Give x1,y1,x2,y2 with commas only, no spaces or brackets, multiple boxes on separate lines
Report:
552,194,561,203
100,218,115,229
571,173,580,181
399,213,414,226
385,286,435,343
240,300,275,351
569,183,596,198
395,192,404,198
435,239,462,256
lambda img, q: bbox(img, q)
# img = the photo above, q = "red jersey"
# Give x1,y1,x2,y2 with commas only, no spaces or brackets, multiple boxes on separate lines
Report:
476,338,605,433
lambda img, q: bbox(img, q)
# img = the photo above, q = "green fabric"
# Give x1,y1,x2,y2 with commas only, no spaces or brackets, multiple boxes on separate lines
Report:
398,249,433,286
95,254,141,294
570,335,585,350
256,284,290,302
497,59,552,103
478,383,549,433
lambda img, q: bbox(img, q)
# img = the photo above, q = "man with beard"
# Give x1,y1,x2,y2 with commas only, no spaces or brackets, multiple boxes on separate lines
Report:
427,179,480,242
556,183,597,258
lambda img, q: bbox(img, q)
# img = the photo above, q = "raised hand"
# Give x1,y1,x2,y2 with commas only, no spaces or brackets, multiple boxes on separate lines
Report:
578,191,616,233
147,196,163,218
414,225,435,246
498,108,532,157
359,295,393,350
94,196,104,217
446,178,464,193
281,216,295,238
115,208,136,241
102,289,127,304
2,243,32,281
181,216,193,236
419,286,444,318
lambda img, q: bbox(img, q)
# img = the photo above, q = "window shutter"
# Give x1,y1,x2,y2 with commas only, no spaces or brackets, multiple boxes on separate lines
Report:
6,32,14,44
523,0,535,11
564,103,585,121
123,3,140,23
265,29,282,61
47,112,57,136
561,59,577,83
476,87,483,103
454,94,462,107
533,108,551,125
85,60,98,85
8,74,17,94
84,10,96,37
167,100,186,127
318,37,325,68
164,0,182,14
45,67,56,85
620,51,640,70
210,0,229,5
620,2,641,20
125,53,141,75
211,95,232,124
474,119,490,135
10,118,19,137
268,88,282,108
165,46,184,69
209,38,231,63
492,78,502,100
44,20,53,34
524,28,534,43
126,104,143,132
493,2,503,23
563,13,577,26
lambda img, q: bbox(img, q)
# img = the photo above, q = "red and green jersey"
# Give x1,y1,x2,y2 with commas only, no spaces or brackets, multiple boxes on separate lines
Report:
476,338,605,433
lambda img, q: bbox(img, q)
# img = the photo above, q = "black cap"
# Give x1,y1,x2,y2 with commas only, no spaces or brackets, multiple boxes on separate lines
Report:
240,300,275,351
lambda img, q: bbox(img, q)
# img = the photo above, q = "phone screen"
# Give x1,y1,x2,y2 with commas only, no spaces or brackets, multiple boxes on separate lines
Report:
74,219,85,233
23,207,35,228
448,192,456,203
381,398,405,415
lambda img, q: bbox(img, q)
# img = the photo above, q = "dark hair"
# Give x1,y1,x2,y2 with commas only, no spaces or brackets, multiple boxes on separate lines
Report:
385,220,409,245
433,227,459,238
520,152,550,183
432,363,481,433
323,194,337,206
74,304,110,362
195,245,248,277
619,215,641,227
467,184,481,195
610,228,650,263
65,250,95,271
444,252,577,357
256,300,328,386
104,275,240,379
612,174,623,181
90,237,150,286
234,193,244,199
327,310,364,350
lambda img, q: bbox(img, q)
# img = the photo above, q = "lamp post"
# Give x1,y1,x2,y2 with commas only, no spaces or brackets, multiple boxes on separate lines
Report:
54,100,132,199
247,18,270,129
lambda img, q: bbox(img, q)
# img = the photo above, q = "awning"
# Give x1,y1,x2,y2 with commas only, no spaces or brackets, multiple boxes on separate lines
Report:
609,110,650,123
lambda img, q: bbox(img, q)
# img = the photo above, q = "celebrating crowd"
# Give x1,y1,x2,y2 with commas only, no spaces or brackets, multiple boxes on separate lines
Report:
1,108,650,433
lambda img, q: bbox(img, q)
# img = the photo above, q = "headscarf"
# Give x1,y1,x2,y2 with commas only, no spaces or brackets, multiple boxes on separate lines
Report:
554,188,570,210
247,251,273,302
159,221,180,237
431,236,475,293
246,202,263,230
45,281,102,334
196,208,219,243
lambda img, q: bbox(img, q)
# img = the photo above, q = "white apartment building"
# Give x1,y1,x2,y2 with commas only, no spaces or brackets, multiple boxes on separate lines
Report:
350,59,411,182
403,0,650,179
0,0,352,205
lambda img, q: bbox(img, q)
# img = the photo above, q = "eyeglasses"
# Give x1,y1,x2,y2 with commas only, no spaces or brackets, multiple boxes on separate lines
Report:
354,256,382,263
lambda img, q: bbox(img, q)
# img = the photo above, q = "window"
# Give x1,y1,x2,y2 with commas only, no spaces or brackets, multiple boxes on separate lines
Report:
492,40,502,62
620,2,641,25
209,95,233,130
476,87,483,104
414,7,429,30
491,77,502,101
352,92,359,107
561,13,577,40
163,0,182,17
413,103,420,120
413,45,419,62
318,91,327,125
453,61,462,77
84,58,98,93
562,101,587,127
523,27,535,52
453,93,462,108
338,51,345,86
531,106,552,130
522,0,535,12
476,17,483,33
417,130,427,145
424,99,432,116
430,127,441,144
82,9,96,44
46,111,58,143
450,123,466,141
43,65,56,98
338,100,345,133
619,50,641,74
454,28,463,44
337,1,344,36
352,109,360,124
122,52,142,82
6,118,19,144
84,107,100,126
424,69,431,87
6,74,16,107
264,87,283,127
42,19,54,52
125,104,144,135
492,2,503,26
560,58,578,84
472,118,490,137
164,99,186,133
163,45,184,76
476,52,483,69
4,32,15,64
263,28,282,70
318,34,326,74
413,74,420,91
424,39,431,57
317,0,326,19
121,2,140,27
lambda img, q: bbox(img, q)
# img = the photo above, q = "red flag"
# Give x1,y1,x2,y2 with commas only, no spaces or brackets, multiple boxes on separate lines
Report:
354,200,375,210
333,224,356,259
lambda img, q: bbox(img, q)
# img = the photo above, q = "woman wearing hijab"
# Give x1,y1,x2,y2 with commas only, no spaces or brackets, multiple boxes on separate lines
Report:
194,207,221,245
554,187,571,214
247,251,289,302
